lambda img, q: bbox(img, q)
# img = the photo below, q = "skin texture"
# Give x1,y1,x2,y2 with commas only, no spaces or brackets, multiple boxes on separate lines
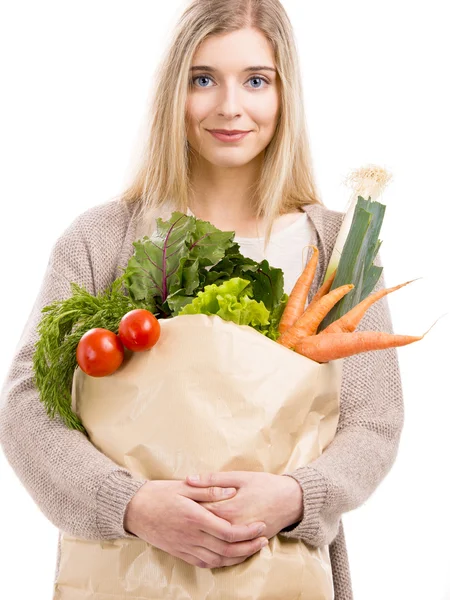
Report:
185,27,281,235
187,472,304,541
125,28,304,569
124,480,270,569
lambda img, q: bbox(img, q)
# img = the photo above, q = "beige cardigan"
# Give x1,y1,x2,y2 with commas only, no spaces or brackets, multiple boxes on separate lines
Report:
0,199,404,600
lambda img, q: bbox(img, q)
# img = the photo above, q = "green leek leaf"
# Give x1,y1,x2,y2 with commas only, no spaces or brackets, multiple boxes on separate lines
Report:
318,197,385,331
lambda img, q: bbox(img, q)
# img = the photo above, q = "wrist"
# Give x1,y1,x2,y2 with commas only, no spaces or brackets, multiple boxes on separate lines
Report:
280,474,304,528
124,480,153,536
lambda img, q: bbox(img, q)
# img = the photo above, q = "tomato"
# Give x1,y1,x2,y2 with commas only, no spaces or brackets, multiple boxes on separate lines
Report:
118,309,161,352
76,328,124,377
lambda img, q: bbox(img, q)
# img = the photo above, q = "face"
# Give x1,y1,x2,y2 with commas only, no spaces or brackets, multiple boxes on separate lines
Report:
185,27,281,169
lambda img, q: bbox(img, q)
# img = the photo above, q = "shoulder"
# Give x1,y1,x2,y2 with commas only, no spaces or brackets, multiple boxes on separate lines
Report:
302,202,345,252
50,199,138,293
58,199,133,241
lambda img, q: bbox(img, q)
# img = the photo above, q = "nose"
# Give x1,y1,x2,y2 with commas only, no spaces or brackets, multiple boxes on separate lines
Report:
216,81,242,119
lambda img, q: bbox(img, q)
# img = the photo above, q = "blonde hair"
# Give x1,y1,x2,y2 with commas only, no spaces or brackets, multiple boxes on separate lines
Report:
119,0,323,248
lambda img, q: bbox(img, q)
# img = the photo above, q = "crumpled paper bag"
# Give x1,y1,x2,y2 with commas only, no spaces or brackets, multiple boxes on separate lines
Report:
54,314,343,599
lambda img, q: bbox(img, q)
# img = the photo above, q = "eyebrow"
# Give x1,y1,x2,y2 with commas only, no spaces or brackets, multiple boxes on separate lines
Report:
190,65,277,73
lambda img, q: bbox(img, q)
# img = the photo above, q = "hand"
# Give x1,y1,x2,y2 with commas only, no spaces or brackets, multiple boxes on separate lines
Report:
124,480,269,569
185,472,304,540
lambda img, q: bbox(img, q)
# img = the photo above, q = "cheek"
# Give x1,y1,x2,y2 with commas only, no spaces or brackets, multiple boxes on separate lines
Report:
185,98,198,133
251,94,280,131
185,99,196,128
186,94,211,125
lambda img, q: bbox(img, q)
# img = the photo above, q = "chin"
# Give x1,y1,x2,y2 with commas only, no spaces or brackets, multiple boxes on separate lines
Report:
209,156,253,168
203,148,263,168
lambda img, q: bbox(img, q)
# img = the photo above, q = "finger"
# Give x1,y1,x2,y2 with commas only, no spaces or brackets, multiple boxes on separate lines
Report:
196,507,266,543
178,482,237,502
177,550,250,569
176,550,209,569
178,537,267,570
189,546,227,569
200,532,269,559
186,472,244,488
196,501,229,515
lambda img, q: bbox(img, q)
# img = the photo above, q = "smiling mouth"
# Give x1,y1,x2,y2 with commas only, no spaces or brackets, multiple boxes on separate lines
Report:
207,130,251,142
208,130,251,134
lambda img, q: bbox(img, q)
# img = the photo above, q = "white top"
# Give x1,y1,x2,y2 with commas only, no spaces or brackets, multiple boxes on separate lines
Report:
186,208,316,296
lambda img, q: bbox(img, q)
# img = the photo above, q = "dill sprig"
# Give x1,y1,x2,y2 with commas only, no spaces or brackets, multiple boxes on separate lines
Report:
32,275,144,434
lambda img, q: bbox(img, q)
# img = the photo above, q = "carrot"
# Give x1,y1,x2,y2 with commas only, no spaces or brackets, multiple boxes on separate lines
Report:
307,269,337,313
321,278,420,334
278,245,319,334
277,283,354,348
294,330,427,363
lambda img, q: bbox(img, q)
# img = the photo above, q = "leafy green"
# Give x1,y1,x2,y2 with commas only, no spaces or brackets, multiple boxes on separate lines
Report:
33,275,144,432
262,293,289,341
205,253,285,313
178,277,270,325
121,211,286,321
121,212,236,317
178,278,287,341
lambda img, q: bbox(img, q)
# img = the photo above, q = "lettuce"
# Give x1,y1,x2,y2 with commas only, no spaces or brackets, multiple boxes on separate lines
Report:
178,278,270,328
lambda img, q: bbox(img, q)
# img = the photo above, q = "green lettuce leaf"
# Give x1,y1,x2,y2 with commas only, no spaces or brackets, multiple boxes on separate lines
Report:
178,278,270,328
206,254,285,313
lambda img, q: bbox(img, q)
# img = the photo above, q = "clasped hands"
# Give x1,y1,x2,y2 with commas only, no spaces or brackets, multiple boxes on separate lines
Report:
124,470,303,570
186,471,304,537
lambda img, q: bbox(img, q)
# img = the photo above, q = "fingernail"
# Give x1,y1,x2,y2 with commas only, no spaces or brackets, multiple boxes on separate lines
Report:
188,475,200,482
261,539,269,548
257,525,265,535
222,488,234,496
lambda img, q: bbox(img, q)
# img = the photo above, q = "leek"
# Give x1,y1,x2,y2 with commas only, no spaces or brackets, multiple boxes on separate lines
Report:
318,165,392,332
324,165,392,281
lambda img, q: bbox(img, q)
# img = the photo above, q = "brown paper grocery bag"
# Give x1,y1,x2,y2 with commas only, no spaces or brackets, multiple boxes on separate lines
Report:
54,314,343,599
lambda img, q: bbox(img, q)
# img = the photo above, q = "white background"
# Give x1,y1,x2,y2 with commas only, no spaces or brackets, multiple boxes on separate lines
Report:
1,1,449,599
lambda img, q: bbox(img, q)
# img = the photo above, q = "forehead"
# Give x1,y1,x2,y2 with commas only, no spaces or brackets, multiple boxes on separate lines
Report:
192,28,276,71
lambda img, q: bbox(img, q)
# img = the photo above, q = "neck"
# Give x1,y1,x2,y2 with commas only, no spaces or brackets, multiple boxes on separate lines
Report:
188,152,264,229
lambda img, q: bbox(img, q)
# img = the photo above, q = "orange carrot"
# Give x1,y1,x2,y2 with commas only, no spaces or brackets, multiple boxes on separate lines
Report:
277,283,354,348
321,278,420,334
278,245,319,334
294,330,426,363
307,269,337,313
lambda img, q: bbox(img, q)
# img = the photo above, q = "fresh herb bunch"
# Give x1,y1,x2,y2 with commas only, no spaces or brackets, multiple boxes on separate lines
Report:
33,275,144,433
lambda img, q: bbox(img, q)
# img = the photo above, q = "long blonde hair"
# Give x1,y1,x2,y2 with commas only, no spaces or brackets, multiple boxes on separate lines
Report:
119,0,323,246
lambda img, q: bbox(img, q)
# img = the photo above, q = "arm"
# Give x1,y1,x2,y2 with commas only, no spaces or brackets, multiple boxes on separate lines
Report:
0,215,147,540
279,255,405,547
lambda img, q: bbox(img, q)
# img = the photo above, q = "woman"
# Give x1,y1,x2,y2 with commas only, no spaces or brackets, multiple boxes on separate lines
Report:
0,1,403,598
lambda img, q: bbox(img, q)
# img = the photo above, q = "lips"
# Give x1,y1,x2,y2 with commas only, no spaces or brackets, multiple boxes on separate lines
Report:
207,130,251,142
209,130,250,134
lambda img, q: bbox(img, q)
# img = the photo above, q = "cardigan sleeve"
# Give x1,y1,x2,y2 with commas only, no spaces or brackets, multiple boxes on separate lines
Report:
0,215,147,540
279,253,405,547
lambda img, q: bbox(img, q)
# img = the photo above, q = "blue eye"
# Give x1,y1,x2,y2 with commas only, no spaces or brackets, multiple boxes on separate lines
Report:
190,75,269,89
248,77,267,89
193,75,213,88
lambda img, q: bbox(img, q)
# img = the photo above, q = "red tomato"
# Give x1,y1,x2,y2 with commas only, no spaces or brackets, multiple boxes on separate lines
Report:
118,309,161,351
76,328,124,377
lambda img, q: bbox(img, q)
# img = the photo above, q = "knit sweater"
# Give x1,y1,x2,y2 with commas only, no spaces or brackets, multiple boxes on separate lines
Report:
0,198,404,600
